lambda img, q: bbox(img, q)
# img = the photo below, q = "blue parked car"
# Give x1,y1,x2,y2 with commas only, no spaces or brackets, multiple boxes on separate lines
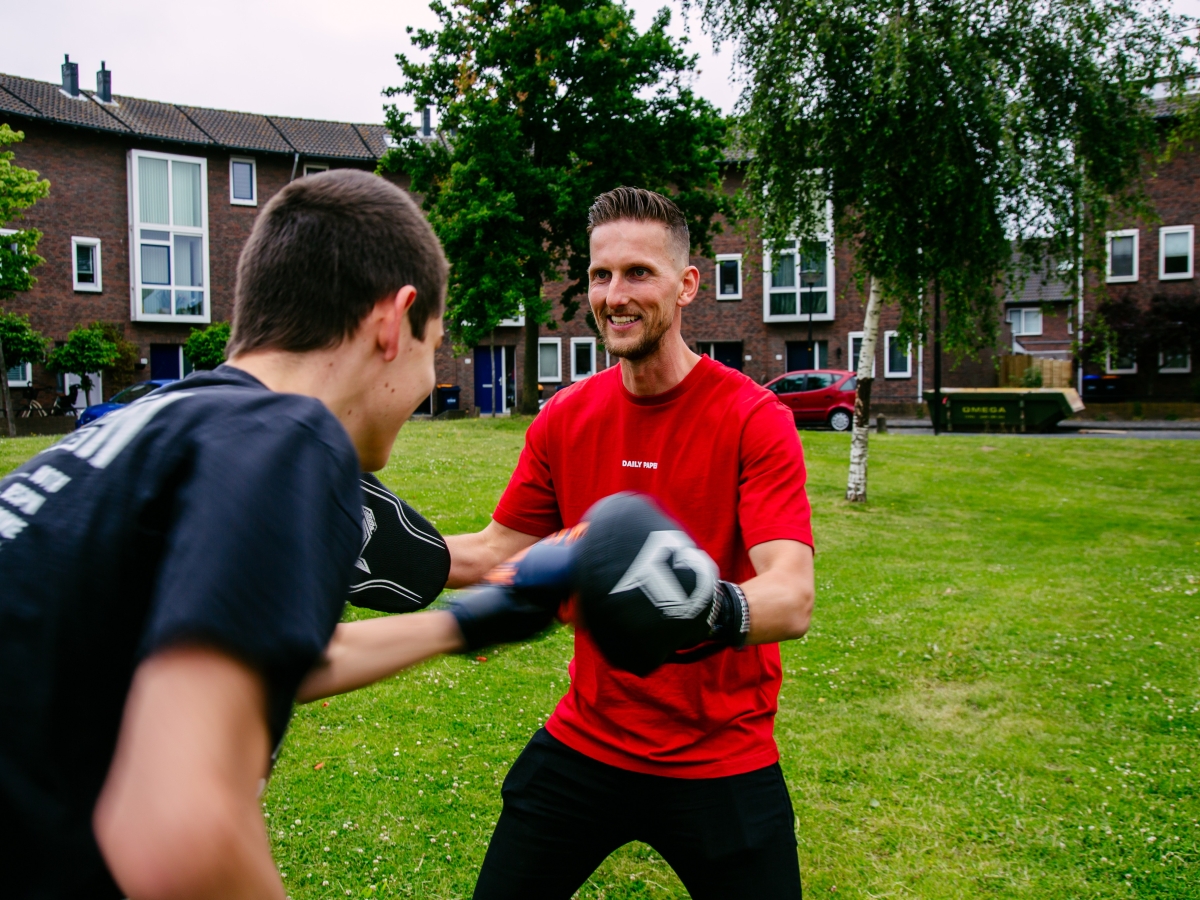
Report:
76,379,177,428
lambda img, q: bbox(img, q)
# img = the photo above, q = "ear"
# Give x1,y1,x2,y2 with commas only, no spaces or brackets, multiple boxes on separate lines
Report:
378,286,418,363
676,265,701,309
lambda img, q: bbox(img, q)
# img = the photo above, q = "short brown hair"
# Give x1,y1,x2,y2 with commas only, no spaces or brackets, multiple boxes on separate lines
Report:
587,187,690,265
228,169,448,356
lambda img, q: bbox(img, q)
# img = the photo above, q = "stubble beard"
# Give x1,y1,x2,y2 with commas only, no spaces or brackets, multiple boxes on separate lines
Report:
599,307,674,362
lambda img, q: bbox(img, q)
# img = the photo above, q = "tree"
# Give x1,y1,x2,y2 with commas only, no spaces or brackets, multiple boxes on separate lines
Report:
0,309,47,437
184,321,231,370
695,0,1193,500
381,0,731,413
0,123,51,436
47,323,119,401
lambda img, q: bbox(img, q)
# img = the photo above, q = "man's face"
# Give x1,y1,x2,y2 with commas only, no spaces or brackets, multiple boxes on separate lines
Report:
588,220,689,361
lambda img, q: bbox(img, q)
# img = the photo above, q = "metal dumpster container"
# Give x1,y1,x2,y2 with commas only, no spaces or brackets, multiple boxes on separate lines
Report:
924,388,1085,433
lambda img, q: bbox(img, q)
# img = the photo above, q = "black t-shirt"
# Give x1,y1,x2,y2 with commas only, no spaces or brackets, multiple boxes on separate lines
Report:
0,365,361,899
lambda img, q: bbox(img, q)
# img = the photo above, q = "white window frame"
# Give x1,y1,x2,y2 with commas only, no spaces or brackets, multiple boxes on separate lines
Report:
6,361,32,387
499,303,525,327
127,149,211,324
229,156,257,206
1158,349,1192,374
763,235,836,323
1158,225,1193,280
570,337,596,381
1106,229,1139,283
884,330,913,378
1105,349,1137,374
715,253,743,301
537,337,562,383
847,331,876,378
71,236,102,292
1006,307,1043,336
303,163,329,177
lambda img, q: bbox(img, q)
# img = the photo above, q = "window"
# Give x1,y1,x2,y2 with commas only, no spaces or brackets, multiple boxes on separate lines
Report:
716,254,742,300
6,362,31,387
537,338,562,382
1007,307,1043,336
1159,347,1192,374
769,375,807,395
763,237,835,323
71,237,101,292
884,331,912,378
303,164,329,177
1106,344,1137,374
570,337,596,380
847,332,876,377
1106,229,1138,283
128,150,210,322
230,157,257,206
1159,225,1193,279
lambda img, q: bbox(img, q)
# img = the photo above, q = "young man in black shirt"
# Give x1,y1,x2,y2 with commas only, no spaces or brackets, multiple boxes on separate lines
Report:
0,170,560,899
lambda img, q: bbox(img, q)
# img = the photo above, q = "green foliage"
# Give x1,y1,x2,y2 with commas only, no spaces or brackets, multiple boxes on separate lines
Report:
0,124,51,301
380,0,731,350
46,323,120,394
2,425,1198,896
90,321,140,383
0,308,47,368
695,0,1195,354
184,321,231,370
1019,365,1044,388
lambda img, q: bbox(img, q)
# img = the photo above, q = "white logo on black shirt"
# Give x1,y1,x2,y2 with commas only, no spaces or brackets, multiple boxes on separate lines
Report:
49,392,189,469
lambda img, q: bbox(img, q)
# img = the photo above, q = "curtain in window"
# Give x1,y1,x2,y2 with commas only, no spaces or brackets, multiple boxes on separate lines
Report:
174,235,203,286
232,161,254,201
173,161,202,227
539,344,559,379
138,157,169,225
888,337,909,373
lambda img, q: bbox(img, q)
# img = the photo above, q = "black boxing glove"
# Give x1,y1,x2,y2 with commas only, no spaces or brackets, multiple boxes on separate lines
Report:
573,492,749,677
448,526,583,650
350,473,450,613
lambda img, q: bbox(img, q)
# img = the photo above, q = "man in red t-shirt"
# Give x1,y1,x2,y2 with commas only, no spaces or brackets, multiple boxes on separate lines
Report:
447,187,814,899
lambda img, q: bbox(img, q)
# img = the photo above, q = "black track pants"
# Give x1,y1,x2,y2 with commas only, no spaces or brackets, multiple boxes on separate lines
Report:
472,729,802,900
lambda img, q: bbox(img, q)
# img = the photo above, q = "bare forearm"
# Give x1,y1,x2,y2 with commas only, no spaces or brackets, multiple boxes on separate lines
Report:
445,521,538,588
297,611,464,702
95,648,285,900
743,541,815,645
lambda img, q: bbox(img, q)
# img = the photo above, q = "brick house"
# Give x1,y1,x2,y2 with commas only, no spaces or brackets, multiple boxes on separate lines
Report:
6,60,1192,421
0,58,433,408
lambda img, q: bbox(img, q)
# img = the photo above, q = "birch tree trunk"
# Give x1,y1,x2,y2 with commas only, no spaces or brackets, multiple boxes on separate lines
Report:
846,276,882,502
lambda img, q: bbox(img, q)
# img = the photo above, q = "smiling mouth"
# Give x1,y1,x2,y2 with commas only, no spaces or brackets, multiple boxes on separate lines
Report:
608,314,640,327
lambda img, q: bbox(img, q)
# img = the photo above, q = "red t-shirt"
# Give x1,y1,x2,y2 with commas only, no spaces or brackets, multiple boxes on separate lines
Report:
494,355,813,778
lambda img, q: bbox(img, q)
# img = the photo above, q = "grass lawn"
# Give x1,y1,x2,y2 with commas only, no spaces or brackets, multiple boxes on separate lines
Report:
2,422,1197,899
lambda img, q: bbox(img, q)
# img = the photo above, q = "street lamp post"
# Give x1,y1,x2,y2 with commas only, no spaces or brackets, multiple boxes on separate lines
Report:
800,263,821,367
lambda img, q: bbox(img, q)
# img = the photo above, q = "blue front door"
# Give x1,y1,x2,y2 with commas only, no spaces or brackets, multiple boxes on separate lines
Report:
474,346,505,414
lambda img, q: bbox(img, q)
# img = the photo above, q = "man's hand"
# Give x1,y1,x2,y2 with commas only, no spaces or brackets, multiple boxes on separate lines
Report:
574,493,813,676
444,519,539,588
93,646,283,900
448,526,581,650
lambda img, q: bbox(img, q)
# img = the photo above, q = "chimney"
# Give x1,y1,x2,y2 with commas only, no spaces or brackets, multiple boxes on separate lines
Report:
96,61,111,103
422,106,432,137
61,54,79,97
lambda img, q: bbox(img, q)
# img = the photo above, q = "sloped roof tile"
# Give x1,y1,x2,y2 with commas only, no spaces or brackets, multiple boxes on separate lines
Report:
0,73,130,134
0,71,389,161
268,115,375,159
178,105,295,154
102,93,214,145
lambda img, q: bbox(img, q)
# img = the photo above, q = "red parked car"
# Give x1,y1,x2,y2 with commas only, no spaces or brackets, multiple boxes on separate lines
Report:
765,369,857,431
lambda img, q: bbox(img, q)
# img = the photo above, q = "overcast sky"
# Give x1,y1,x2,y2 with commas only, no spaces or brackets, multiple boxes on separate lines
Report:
1,0,737,124
3,0,1197,125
